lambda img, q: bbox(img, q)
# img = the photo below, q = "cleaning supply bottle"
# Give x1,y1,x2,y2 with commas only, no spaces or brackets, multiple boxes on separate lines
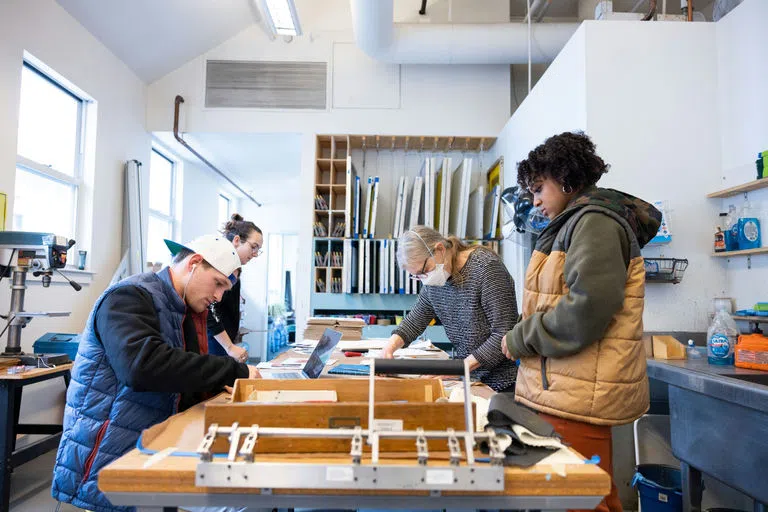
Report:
707,310,739,365
737,199,761,250
686,339,703,359
724,204,739,251
714,222,726,253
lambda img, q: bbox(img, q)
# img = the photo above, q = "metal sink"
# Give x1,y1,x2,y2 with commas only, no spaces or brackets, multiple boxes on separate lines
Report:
720,372,768,385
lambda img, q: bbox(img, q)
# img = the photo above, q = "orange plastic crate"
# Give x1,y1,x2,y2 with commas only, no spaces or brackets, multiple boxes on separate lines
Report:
735,334,768,371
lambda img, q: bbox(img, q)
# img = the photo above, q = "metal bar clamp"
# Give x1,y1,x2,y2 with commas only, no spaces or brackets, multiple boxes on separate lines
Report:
197,423,218,462
447,428,462,466
415,427,428,465
226,422,240,462
350,426,363,464
238,424,259,462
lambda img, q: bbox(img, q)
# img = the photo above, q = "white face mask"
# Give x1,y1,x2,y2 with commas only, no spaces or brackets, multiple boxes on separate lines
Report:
421,263,450,287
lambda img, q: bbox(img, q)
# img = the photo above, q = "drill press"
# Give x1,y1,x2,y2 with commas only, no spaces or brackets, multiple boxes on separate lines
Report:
0,231,81,366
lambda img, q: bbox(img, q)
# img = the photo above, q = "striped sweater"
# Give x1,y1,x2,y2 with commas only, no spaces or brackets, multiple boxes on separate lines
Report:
392,249,519,391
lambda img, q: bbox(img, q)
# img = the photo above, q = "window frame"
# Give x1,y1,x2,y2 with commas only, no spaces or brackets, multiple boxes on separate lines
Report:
148,147,178,234
14,61,86,240
218,193,231,227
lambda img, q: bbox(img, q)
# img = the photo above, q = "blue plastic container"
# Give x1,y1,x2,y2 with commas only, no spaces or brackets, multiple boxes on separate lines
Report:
33,332,80,361
632,464,683,512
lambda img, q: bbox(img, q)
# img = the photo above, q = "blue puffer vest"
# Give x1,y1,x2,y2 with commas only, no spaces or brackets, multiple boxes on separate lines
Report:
51,268,185,512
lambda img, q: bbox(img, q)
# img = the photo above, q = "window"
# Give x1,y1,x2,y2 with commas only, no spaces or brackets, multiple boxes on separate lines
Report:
218,194,231,228
13,62,85,239
147,148,177,265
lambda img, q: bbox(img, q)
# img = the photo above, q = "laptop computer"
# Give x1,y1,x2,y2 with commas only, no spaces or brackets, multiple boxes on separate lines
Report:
260,328,343,379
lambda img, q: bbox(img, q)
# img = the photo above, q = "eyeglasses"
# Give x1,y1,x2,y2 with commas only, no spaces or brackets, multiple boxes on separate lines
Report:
243,240,263,256
409,258,430,281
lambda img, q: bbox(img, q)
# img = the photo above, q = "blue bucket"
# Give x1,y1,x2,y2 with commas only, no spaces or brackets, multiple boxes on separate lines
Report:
632,464,683,512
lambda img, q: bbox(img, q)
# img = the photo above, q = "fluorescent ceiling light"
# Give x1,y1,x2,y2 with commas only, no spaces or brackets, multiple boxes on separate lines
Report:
262,0,302,36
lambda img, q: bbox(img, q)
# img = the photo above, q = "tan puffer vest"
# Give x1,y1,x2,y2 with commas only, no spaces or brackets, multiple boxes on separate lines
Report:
515,207,650,426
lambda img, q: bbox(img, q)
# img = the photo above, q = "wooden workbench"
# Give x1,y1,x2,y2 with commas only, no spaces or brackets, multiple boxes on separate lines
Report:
1,363,72,510
98,349,610,510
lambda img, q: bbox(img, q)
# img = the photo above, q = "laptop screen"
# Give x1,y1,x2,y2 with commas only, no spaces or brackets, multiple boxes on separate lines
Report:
302,328,343,378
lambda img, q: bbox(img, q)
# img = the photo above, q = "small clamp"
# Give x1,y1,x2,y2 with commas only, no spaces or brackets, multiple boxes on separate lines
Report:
486,429,505,466
350,426,363,465
197,423,218,462
446,428,462,466
415,427,429,466
239,425,259,462
227,422,240,461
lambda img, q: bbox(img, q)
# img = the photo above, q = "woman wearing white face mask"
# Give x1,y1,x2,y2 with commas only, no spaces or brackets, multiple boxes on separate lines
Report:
381,226,519,392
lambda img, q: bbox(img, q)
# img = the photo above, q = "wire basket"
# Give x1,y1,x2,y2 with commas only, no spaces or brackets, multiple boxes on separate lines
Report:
644,258,688,284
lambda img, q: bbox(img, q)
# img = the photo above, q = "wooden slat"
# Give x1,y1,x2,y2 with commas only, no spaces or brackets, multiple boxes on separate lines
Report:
98,449,610,497
231,378,444,403
733,316,768,323
204,402,469,453
0,363,72,380
711,247,768,257
707,178,768,198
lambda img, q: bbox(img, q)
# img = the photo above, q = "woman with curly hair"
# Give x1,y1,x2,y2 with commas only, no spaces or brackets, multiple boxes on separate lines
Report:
501,132,661,512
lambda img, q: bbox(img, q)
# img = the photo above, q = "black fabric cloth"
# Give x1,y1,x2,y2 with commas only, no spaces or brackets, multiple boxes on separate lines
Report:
207,279,241,356
94,285,248,407
479,393,561,467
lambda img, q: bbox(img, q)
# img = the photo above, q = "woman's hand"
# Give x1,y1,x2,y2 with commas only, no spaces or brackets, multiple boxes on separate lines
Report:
381,334,405,359
247,366,261,379
227,343,249,363
501,334,513,359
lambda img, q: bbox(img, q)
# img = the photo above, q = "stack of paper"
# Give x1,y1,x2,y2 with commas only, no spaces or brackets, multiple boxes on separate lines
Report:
303,317,365,340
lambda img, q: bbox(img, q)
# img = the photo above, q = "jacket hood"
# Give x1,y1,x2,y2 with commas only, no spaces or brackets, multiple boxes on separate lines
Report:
550,187,662,248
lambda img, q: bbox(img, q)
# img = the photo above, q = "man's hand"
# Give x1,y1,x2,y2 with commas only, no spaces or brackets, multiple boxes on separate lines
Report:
227,343,249,363
381,334,405,359
247,365,261,379
501,334,513,360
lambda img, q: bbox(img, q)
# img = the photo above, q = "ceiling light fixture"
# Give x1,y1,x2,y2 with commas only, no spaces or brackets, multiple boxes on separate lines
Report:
260,0,302,37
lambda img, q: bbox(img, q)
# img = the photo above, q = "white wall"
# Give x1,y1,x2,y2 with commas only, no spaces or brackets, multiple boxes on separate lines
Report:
491,25,588,307
583,21,724,332
0,0,149,422
146,0,511,339
716,0,768,309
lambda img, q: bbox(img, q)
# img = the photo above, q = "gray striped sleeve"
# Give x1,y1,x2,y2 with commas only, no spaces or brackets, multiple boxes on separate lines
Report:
392,291,435,345
472,259,518,369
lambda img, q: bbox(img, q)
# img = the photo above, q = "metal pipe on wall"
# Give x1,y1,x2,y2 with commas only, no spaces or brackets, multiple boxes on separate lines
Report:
172,95,262,207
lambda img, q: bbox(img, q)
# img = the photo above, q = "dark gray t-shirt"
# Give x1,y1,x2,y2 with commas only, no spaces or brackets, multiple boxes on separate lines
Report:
392,249,519,391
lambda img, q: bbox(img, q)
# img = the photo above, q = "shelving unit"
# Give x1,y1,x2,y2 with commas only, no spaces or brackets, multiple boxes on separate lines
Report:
311,133,499,342
707,178,768,198
712,247,768,257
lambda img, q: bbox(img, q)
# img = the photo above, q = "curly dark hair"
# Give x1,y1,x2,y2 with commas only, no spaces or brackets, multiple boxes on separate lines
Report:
517,131,609,192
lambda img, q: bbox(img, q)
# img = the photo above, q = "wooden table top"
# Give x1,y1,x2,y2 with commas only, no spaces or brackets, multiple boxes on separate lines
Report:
98,349,610,499
0,362,72,380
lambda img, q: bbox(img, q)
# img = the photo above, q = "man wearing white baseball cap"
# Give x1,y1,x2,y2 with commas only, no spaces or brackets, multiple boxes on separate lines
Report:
52,234,260,512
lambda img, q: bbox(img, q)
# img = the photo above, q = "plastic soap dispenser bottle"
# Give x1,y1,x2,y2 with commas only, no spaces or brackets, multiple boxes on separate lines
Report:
724,204,739,251
707,310,739,365
738,199,761,250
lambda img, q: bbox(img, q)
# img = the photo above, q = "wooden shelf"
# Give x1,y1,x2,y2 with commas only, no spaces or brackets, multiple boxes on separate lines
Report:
712,247,768,257
733,315,768,323
707,178,768,198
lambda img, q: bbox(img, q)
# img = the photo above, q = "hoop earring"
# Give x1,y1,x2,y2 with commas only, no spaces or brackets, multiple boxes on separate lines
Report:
562,184,573,194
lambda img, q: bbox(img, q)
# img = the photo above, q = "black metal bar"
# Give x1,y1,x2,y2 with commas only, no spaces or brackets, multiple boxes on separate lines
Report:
173,95,262,207
11,432,62,467
681,462,703,512
16,424,62,435
373,358,464,376
418,0,427,15
12,387,21,451
0,381,17,511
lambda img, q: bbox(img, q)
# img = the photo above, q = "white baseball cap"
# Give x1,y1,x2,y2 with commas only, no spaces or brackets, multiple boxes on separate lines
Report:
164,235,241,285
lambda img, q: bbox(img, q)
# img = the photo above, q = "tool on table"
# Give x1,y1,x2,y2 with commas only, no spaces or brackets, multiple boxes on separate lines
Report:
195,358,505,491
0,232,81,366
